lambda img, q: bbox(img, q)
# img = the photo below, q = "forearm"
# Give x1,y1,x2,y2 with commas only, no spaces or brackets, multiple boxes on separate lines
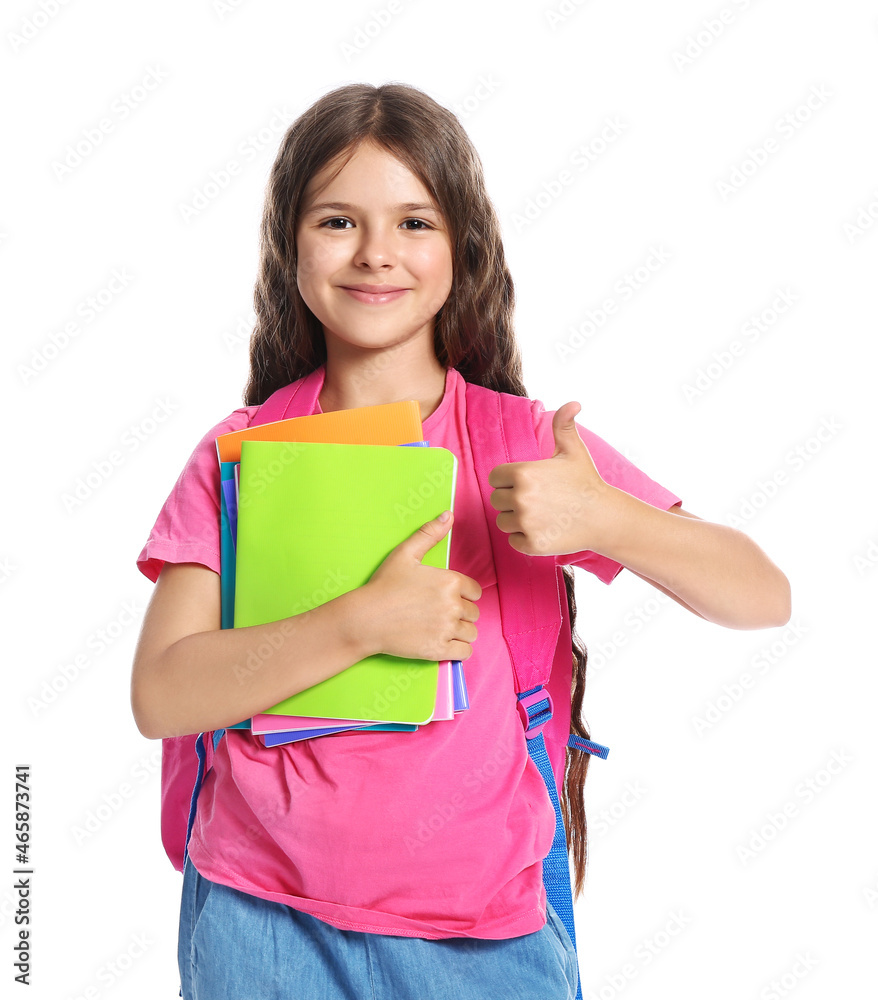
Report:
133,587,373,740
591,486,791,629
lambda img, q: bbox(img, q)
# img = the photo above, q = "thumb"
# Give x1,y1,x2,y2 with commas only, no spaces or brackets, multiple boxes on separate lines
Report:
551,401,583,458
402,510,453,563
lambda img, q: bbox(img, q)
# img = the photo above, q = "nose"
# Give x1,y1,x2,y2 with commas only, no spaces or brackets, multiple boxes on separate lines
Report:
353,223,398,269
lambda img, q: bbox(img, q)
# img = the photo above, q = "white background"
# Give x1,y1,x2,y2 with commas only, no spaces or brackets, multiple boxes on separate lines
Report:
4,1,877,997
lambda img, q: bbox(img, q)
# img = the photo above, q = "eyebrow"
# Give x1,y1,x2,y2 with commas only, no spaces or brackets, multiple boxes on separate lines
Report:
301,201,441,216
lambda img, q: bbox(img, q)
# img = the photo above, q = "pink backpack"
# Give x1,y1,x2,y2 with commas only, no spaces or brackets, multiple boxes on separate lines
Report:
159,367,608,999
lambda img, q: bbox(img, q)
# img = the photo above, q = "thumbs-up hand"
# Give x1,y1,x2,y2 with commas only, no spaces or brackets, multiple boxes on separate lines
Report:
361,511,482,663
487,401,609,557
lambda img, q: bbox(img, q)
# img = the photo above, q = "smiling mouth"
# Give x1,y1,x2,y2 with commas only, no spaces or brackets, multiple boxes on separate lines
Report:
341,286,410,304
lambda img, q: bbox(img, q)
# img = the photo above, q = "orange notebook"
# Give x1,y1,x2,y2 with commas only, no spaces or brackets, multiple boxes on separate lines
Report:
216,399,424,463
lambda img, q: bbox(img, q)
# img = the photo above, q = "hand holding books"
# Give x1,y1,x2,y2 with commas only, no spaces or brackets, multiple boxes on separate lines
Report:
358,510,481,665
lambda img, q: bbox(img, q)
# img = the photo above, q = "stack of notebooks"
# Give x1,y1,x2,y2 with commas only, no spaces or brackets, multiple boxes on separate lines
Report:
216,398,470,747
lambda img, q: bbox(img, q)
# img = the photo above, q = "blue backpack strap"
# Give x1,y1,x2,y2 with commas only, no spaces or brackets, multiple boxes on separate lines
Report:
518,694,580,967
568,734,610,760
519,690,609,1000
183,729,226,867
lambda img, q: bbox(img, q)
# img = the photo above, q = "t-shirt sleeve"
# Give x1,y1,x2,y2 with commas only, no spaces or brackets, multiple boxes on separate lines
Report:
136,407,256,583
531,399,683,584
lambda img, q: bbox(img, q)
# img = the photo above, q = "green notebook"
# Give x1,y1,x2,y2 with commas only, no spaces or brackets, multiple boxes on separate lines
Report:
235,440,458,724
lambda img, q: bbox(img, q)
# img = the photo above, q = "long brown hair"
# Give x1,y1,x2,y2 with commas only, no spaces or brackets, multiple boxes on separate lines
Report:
245,82,592,898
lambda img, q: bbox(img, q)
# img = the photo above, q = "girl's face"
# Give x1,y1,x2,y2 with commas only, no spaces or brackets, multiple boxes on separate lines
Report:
295,141,453,358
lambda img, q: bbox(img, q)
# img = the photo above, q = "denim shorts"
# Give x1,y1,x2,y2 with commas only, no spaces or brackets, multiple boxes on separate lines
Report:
178,856,579,999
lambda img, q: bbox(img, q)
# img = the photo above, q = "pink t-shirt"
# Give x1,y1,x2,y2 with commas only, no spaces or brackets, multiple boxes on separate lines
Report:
137,365,681,939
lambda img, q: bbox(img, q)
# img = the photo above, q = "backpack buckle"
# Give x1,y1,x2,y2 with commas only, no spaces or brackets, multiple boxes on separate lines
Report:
516,686,553,740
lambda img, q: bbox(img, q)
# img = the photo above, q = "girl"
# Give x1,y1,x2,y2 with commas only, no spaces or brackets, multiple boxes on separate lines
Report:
131,82,790,1000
